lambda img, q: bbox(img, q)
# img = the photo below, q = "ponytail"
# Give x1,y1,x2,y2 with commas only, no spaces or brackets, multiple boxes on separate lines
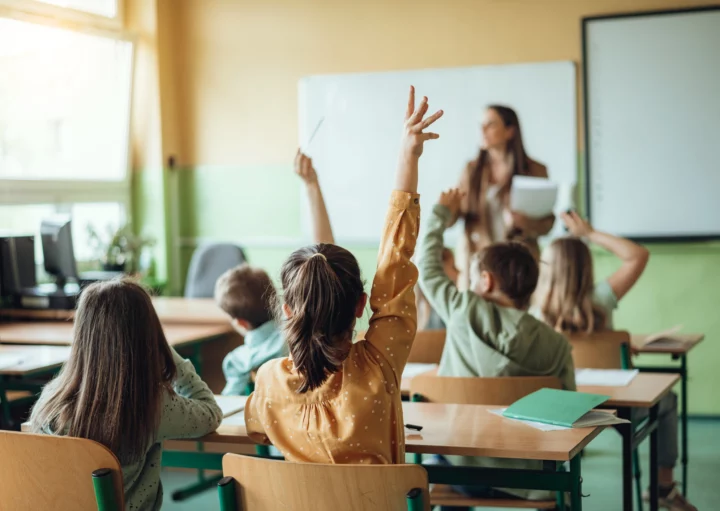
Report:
279,244,364,393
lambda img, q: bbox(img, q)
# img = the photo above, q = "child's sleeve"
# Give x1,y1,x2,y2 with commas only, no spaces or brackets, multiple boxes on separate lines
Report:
365,190,421,376
559,349,577,391
157,348,223,442
418,204,465,323
221,346,252,396
244,391,271,445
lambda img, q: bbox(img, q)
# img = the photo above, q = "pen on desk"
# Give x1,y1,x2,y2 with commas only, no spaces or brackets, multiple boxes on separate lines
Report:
404,423,423,431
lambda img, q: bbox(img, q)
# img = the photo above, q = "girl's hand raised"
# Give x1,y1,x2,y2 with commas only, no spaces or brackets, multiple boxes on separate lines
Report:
561,210,594,238
402,86,443,158
294,149,318,186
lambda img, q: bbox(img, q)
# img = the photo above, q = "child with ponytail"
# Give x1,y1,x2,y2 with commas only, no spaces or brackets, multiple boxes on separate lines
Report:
244,87,443,464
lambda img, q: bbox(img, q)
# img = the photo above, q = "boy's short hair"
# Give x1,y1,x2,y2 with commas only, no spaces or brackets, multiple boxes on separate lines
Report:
476,241,539,309
214,264,277,328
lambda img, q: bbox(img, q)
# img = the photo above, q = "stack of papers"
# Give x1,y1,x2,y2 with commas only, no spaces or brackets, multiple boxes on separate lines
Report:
0,355,23,370
575,369,639,386
510,176,558,218
633,325,689,349
215,395,248,417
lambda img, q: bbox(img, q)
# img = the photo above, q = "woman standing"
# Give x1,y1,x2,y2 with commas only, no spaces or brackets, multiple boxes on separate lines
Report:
454,105,555,289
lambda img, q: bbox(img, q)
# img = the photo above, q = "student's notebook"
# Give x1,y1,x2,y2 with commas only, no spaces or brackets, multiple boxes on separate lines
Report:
0,354,23,370
633,325,690,349
502,388,626,428
575,368,639,386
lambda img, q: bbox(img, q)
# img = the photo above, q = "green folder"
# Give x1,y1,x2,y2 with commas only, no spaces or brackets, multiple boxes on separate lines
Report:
503,388,611,428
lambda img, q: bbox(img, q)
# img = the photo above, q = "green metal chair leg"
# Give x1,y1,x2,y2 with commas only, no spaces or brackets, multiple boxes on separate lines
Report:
92,468,120,511
569,455,582,511
255,444,271,457
633,450,643,511
405,487,424,511
217,476,237,511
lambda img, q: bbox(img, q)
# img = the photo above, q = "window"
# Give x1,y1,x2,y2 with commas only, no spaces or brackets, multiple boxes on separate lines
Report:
0,1,133,266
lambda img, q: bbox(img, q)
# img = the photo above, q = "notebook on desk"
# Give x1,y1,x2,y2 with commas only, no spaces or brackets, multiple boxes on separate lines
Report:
633,325,690,349
502,388,628,429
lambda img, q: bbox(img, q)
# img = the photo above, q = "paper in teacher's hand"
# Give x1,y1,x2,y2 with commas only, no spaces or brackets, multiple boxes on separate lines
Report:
510,176,558,218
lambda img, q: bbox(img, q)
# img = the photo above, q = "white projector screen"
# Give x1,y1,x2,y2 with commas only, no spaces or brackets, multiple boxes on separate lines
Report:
583,7,720,240
299,61,577,245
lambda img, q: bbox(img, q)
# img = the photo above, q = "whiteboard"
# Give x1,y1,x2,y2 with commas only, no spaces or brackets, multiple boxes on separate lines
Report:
584,8,720,239
298,61,577,245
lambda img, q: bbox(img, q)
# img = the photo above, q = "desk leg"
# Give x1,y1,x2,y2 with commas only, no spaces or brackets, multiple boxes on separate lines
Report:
0,386,10,429
680,355,688,496
618,408,634,511
570,455,582,511
649,404,659,511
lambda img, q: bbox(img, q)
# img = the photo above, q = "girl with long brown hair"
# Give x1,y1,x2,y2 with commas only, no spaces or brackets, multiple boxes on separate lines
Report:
30,279,223,511
244,86,442,464
454,105,555,289
534,214,696,510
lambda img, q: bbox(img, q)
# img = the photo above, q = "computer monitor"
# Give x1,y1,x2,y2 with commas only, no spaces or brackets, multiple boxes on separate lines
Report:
41,216,78,288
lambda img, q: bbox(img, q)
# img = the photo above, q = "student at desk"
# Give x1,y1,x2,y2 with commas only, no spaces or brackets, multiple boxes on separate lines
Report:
418,188,574,507
533,212,695,511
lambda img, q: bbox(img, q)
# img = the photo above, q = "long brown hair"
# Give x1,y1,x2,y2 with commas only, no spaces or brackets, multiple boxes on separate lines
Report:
279,243,364,393
465,105,530,240
537,237,607,334
30,279,176,464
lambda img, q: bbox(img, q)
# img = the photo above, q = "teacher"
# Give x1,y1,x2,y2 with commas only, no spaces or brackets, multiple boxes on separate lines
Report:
454,105,555,289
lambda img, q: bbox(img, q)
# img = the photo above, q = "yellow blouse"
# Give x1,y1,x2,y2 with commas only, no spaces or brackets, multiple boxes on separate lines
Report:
245,190,420,464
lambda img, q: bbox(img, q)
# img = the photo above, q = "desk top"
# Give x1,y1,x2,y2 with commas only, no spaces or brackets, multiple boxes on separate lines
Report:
579,372,679,408
0,345,72,375
0,321,232,348
195,401,604,461
0,297,228,325
631,333,704,355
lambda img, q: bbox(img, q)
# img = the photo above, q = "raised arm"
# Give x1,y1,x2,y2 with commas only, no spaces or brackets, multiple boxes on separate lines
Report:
418,189,466,323
295,150,334,244
366,86,443,374
563,211,649,301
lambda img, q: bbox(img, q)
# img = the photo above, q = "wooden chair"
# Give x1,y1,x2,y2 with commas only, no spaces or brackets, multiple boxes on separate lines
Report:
218,454,429,510
0,431,124,510
407,329,446,364
566,330,631,369
410,375,562,510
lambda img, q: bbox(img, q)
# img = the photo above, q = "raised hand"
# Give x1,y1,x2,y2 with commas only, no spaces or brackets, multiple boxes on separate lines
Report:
561,210,594,237
438,188,465,220
402,86,443,158
294,149,318,186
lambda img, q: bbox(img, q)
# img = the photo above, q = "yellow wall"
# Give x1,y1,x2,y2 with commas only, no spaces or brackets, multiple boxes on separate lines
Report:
168,0,717,166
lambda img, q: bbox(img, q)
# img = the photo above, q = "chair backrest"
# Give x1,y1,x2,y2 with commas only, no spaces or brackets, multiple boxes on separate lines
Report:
222,454,429,510
566,330,631,369
184,243,247,298
407,329,446,364
0,431,124,510
410,375,562,405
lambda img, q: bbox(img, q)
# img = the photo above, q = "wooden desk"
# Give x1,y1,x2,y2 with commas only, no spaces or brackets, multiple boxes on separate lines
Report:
0,345,71,376
632,334,703,497
161,402,603,509
151,297,228,325
0,297,228,325
579,373,680,408
0,321,232,348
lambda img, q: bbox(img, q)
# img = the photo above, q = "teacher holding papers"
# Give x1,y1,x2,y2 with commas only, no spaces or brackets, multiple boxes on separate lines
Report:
453,105,555,289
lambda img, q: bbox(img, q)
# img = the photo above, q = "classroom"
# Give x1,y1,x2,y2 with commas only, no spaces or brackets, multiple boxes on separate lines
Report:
0,0,718,510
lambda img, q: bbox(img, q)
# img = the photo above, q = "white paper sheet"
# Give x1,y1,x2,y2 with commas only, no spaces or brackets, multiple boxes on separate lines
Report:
510,176,558,218
575,369,639,387
0,355,23,370
489,408,570,431
402,363,438,379
214,395,248,417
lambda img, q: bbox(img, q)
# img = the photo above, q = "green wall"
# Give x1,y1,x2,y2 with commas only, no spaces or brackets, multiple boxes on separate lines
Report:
158,163,720,415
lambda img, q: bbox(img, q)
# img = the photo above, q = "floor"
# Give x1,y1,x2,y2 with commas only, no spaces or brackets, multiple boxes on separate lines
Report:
161,420,719,510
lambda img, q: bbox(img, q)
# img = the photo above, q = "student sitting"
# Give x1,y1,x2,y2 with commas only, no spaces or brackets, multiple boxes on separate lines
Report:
244,87,442,463
215,149,334,396
416,247,459,330
534,211,696,511
30,279,223,511
417,188,575,506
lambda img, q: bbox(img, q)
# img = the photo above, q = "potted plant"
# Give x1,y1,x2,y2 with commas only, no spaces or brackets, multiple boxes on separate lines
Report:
86,223,156,275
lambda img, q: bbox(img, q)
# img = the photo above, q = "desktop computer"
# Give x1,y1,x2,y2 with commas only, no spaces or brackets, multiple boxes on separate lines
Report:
0,235,37,306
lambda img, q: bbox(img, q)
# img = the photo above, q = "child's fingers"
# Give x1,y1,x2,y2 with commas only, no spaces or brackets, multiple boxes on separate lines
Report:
422,132,440,140
408,96,428,125
405,86,415,121
418,110,444,130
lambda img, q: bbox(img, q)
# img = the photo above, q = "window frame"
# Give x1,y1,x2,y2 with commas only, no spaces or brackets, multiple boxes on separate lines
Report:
0,2,134,214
